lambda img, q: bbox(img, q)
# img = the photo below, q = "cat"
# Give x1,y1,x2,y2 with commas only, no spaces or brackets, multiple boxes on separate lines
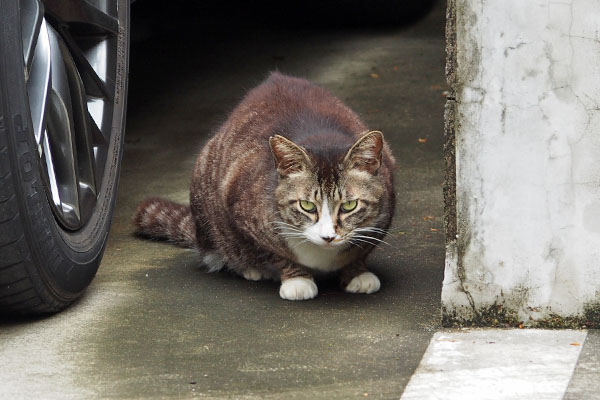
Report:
134,72,395,300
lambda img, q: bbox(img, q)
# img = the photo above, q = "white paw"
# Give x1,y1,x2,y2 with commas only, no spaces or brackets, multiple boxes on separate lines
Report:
279,277,318,300
345,272,380,294
242,268,263,281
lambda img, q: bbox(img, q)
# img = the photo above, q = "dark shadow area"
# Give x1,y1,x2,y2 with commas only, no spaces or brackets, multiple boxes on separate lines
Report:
131,0,437,30
0,313,48,326
127,0,441,123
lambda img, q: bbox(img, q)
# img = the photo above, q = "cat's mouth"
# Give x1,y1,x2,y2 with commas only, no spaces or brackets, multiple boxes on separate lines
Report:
310,236,347,248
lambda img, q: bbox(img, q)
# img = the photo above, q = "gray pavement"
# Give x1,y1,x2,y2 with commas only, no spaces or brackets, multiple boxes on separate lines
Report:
1,2,447,399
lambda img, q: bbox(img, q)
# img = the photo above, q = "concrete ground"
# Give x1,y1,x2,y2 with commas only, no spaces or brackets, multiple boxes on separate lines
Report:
1,2,448,399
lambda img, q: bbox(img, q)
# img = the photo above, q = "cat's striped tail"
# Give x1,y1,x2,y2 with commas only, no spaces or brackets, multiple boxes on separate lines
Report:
134,197,196,248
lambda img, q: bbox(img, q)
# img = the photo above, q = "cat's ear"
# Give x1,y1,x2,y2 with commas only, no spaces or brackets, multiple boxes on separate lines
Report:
269,135,312,176
344,131,384,174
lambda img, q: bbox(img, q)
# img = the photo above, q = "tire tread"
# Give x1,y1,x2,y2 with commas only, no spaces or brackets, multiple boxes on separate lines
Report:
0,153,39,312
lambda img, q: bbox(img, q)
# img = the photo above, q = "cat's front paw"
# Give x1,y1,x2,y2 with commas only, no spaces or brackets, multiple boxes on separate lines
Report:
344,271,380,294
279,277,318,300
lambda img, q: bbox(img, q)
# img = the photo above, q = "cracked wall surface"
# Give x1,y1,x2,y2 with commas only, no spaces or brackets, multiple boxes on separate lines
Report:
442,0,600,326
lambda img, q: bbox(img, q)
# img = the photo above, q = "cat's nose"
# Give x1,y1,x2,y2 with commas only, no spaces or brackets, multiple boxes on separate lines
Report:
321,235,335,243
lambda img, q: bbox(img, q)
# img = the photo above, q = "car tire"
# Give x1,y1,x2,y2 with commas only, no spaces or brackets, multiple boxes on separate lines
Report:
0,0,129,314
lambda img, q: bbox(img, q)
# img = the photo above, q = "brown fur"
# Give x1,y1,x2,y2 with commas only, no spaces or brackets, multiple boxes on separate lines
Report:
134,72,395,297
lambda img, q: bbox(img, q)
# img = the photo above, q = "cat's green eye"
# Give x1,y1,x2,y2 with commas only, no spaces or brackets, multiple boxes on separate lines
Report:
341,200,358,212
299,200,316,213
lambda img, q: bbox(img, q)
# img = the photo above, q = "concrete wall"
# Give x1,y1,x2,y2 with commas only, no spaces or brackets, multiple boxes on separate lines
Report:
443,0,600,326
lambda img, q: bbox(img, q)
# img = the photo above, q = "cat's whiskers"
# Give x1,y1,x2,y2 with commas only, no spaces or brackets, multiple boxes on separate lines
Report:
290,237,311,250
271,222,307,243
355,226,389,234
278,233,306,239
346,239,365,250
353,227,395,243
270,221,297,227
352,234,392,248
352,234,392,247
271,226,303,235
270,221,303,232
350,238,383,250
354,227,398,243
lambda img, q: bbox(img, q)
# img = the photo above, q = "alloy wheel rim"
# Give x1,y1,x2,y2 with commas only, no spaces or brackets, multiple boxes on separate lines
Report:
19,0,120,230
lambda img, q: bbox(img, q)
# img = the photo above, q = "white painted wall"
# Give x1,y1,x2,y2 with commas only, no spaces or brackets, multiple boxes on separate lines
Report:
443,0,600,324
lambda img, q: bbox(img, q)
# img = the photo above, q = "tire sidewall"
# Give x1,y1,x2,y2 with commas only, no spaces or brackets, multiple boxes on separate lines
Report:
0,0,129,302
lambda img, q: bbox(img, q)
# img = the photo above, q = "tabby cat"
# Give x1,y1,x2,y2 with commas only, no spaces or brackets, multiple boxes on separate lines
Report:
134,72,395,300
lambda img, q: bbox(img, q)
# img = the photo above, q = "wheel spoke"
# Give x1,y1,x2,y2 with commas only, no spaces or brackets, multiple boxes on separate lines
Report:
45,26,83,229
26,18,52,149
46,90,81,229
60,39,98,224
40,130,62,211
57,28,114,101
86,103,110,188
87,102,108,145
41,0,118,35
92,133,109,190
20,0,44,73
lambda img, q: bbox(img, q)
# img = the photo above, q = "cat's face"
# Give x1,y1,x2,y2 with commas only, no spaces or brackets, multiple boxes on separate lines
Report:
270,131,386,249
